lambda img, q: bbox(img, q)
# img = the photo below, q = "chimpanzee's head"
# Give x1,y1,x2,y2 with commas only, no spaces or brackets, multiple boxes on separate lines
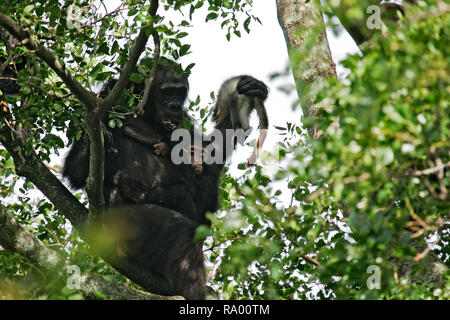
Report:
146,63,189,132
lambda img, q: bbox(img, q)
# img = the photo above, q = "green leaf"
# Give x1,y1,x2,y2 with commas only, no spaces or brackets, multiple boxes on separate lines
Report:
130,73,144,84
184,63,195,75
244,17,251,33
23,5,35,15
108,119,116,128
205,12,218,22
179,44,191,56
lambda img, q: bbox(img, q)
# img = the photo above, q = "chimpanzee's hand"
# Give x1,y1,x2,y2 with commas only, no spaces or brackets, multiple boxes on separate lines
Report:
153,141,169,157
237,76,268,101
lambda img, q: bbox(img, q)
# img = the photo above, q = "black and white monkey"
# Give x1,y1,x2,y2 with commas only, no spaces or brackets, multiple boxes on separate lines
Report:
63,62,269,299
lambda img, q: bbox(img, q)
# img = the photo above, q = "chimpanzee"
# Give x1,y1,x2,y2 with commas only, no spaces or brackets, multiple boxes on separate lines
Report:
63,61,269,299
62,62,204,221
99,75,268,299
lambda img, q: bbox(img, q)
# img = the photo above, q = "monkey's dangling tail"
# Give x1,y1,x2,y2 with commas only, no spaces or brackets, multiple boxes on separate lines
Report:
246,98,268,167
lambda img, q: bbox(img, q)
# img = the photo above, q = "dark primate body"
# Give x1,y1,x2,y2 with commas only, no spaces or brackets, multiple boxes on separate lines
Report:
63,63,201,219
62,62,268,299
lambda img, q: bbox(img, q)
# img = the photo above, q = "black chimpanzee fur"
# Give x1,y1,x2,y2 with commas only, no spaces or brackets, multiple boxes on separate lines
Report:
62,63,200,219
62,62,268,299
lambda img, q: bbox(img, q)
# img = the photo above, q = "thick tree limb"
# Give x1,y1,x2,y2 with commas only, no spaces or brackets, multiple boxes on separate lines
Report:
276,0,337,139
0,120,89,230
0,202,64,271
0,203,183,300
99,0,160,116
78,275,183,300
84,117,106,217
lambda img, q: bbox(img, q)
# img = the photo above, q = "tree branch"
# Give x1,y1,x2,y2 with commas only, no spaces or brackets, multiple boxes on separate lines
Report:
84,117,106,217
87,0,160,216
411,160,450,176
302,255,320,267
99,0,160,116
133,30,160,115
0,12,98,109
276,0,337,139
78,275,183,300
0,203,182,300
0,119,89,230
0,202,64,271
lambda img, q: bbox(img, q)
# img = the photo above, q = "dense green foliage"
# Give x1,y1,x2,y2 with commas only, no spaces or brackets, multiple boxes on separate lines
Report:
0,0,448,299
207,2,449,299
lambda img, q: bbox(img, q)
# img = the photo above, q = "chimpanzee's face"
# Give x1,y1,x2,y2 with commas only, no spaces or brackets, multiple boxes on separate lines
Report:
151,64,189,131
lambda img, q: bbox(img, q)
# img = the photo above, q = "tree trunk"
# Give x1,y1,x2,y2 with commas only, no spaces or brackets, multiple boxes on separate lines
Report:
276,0,337,139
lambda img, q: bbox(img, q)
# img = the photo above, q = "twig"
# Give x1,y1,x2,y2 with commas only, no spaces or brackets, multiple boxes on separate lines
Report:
0,76,18,81
410,160,450,176
0,13,98,109
133,31,160,115
435,158,448,196
91,1,126,26
26,81,73,100
302,255,320,267
413,247,431,262
0,50,36,73
100,0,160,116
45,163,62,174
289,184,299,208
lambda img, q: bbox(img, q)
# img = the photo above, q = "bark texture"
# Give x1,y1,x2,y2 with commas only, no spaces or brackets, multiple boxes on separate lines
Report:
0,203,182,300
276,0,337,138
